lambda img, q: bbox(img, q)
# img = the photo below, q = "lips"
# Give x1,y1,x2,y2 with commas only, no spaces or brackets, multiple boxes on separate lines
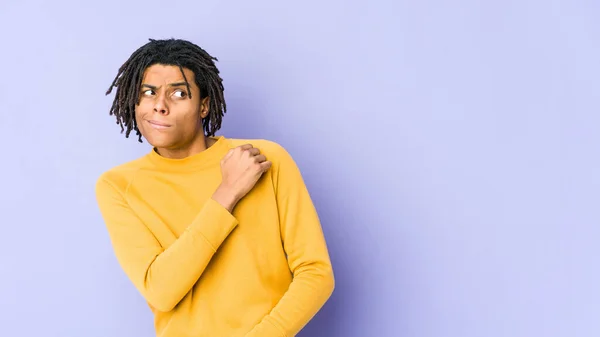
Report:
147,120,171,130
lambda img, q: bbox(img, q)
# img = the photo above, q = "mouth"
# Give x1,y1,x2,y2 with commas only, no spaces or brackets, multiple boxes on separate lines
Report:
146,120,171,130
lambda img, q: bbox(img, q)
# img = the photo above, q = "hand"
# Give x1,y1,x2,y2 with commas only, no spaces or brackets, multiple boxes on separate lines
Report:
212,144,271,212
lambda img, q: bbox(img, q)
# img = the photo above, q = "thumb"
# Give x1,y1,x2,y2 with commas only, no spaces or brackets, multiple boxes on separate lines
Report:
223,148,235,160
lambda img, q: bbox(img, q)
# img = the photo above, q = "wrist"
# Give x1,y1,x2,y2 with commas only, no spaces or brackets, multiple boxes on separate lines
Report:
212,184,239,212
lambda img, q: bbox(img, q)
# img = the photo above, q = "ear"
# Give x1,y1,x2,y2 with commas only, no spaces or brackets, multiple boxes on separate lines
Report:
199,96,210,119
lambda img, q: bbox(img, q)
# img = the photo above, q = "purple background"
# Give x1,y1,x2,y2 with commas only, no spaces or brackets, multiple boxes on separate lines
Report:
1,0,599,336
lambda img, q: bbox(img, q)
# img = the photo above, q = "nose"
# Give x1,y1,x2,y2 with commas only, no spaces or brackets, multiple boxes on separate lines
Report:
153,95,169,115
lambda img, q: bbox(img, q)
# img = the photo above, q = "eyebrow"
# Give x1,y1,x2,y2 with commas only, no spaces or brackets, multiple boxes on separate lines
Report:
141,82,188,90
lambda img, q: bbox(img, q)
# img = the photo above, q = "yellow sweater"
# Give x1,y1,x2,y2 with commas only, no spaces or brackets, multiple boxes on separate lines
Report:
95,136,334,337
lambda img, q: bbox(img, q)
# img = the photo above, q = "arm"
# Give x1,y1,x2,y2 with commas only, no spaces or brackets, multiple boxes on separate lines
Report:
95,177,238,312
245,145,335,337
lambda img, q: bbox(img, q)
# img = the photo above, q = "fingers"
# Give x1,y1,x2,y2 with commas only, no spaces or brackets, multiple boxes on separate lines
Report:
223,144,270,172
223,148,235,160
240,145,261,158
223,144,254,160
260,161,272,171
253,154,267,163
244,146,270,172
246,147,261,156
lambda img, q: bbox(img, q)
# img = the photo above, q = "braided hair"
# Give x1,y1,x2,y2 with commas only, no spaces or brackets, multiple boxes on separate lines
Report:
105,38,226,142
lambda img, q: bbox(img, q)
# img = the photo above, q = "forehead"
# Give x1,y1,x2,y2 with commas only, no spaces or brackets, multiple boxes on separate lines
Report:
142,64,196,84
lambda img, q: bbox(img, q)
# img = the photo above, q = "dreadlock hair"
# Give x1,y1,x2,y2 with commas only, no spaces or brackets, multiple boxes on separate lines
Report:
105,38,226,142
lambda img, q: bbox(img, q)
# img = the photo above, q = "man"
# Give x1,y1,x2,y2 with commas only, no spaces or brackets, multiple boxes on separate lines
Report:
95,38,334,337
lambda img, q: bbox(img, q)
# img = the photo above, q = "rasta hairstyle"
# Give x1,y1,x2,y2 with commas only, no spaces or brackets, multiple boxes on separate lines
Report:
105,38,226,142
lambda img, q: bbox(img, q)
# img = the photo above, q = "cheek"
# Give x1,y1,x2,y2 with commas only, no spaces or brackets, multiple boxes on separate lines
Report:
135,100,152,114
177,107,202,123
134,109,152,132
135,100,155,118
134,110,144,127
176,113,202,133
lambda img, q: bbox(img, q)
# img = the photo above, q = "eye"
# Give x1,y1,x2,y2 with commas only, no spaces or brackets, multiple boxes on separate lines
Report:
142,89,154,96
173,90,187,98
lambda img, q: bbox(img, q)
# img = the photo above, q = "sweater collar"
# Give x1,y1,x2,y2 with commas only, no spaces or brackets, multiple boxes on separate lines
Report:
146,135,230,171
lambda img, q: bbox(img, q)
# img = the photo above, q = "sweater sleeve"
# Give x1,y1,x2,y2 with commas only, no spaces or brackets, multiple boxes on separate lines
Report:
95,176,238,312
245,144,335,337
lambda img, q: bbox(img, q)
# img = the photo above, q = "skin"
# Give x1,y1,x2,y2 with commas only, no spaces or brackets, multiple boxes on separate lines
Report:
135,64,271,212
135,64,215,159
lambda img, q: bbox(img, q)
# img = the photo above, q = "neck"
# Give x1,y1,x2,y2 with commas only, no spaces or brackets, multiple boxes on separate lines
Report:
155,135,217,159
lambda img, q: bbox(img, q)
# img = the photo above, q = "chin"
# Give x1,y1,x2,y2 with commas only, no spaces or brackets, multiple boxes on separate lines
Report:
143,133,176,149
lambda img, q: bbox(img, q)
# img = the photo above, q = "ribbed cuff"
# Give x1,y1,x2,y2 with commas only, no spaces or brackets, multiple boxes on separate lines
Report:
263,317,287,337
189,197,238,251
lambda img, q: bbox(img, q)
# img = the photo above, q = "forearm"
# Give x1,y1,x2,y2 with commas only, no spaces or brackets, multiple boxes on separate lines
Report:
245,142,335,336
113,197,238,312
245,263,335,337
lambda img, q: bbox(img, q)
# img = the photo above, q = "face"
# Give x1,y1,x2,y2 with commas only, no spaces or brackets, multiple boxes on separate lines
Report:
135,64,209,153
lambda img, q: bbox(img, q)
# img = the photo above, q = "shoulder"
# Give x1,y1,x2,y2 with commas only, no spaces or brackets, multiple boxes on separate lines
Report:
227,138,294,164
95,155,151,196
226,137,303,186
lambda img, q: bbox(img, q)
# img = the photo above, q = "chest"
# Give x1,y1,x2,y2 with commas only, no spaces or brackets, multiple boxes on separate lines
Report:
125,167,280,248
